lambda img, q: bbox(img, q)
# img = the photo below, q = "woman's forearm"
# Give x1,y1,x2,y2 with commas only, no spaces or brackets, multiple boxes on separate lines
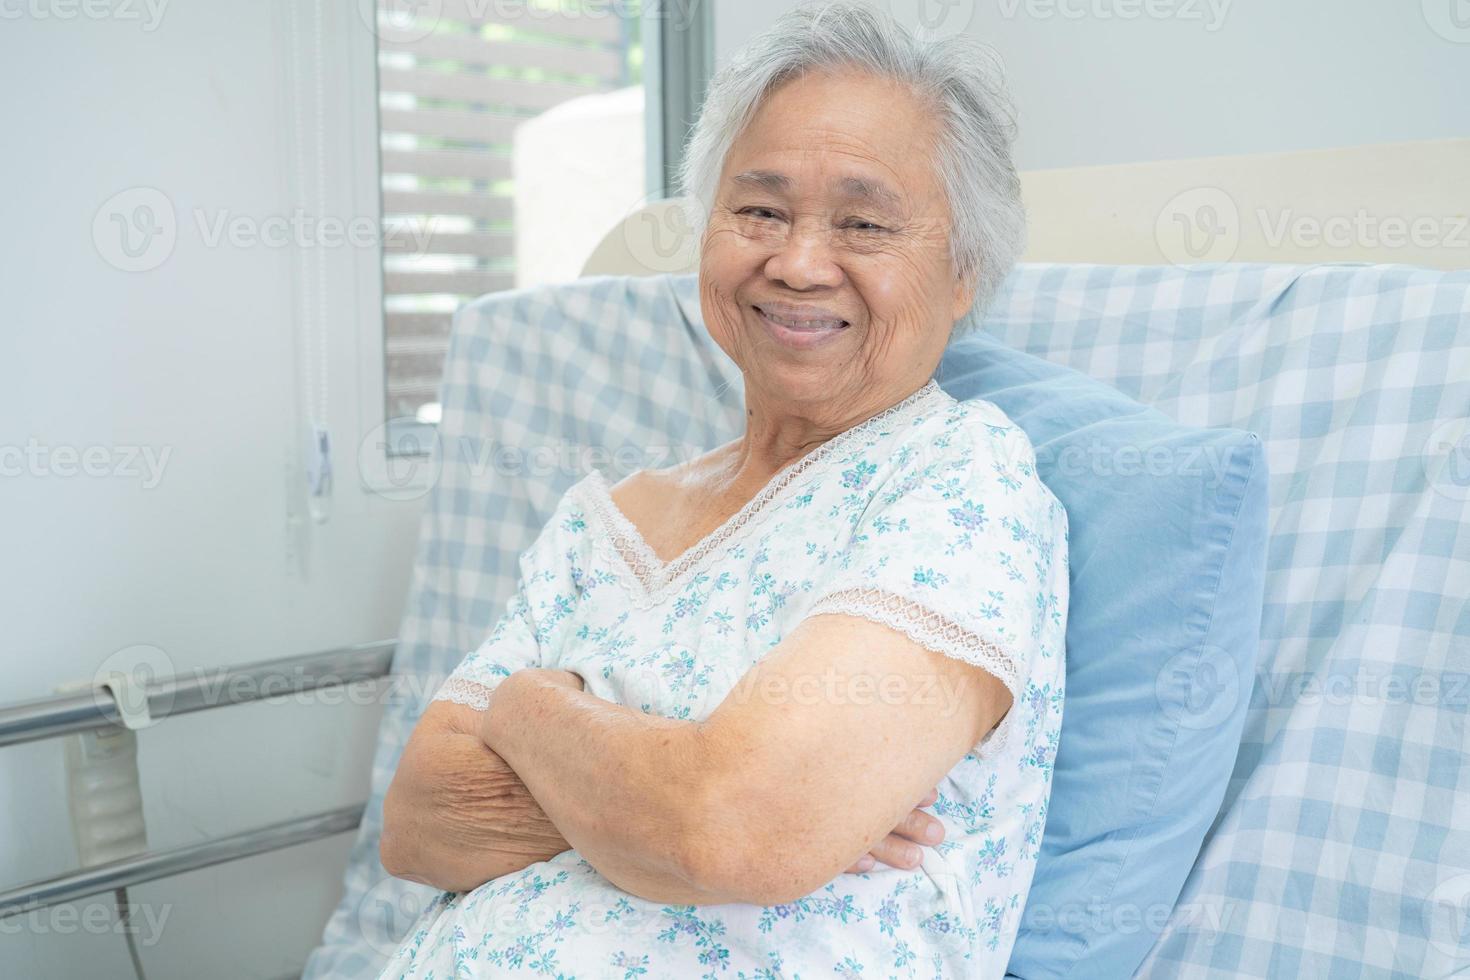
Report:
380,702,571,893
481,670,732,904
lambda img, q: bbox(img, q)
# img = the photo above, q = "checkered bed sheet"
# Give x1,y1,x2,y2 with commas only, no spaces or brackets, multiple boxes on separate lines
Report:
977,263,1470,979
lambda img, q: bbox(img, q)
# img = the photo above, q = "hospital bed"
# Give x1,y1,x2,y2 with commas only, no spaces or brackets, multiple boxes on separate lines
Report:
2,137,1465,978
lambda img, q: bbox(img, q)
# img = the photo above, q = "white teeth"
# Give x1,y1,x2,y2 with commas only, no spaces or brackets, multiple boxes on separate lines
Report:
758,307,846,330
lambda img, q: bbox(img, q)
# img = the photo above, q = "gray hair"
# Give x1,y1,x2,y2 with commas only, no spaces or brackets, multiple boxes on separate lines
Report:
675,0,1027,317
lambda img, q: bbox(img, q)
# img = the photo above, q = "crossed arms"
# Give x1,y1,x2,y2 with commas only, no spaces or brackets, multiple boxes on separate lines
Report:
380,610,1011,906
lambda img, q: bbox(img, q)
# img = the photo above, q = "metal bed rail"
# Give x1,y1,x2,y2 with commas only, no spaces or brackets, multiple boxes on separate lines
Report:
0,640,396,920
0,640,397,749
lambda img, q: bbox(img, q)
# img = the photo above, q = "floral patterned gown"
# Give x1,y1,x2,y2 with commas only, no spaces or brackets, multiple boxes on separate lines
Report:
380,379,1070,980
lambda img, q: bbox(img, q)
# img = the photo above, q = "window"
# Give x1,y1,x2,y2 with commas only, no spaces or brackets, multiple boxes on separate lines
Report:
369,0,648,429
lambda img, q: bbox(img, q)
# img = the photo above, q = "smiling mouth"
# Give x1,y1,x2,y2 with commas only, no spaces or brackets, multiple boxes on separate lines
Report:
752,305,850,331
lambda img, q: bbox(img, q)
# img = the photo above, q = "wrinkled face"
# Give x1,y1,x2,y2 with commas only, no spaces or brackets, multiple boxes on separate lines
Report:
698,67,975,419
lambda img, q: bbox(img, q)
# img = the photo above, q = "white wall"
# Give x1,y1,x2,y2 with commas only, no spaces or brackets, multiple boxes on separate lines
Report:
513,85,646,287
0,4,422,978
715,0,1470,170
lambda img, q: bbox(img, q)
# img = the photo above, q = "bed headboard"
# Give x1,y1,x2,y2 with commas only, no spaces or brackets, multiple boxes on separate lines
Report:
581,138,1469,276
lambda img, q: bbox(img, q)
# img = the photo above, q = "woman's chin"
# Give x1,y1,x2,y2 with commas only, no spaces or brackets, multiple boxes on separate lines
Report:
745,363,856,410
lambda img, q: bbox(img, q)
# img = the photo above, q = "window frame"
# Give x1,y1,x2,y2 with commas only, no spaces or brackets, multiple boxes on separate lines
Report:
349,4,709,493
345,16,429,496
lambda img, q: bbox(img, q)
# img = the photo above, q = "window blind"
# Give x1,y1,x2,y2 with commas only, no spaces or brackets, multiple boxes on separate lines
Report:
374,0,636,422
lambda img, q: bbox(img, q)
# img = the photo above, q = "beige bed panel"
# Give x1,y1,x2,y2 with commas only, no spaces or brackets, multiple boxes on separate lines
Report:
580,139,1469,277
1024,138,1468,269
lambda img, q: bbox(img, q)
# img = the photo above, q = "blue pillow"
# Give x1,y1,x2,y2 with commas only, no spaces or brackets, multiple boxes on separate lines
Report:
937,330,1269,979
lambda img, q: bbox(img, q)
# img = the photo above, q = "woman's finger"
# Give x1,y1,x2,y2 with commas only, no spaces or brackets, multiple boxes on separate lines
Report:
843,796,945,873
866,833,926,870
891,807,945,846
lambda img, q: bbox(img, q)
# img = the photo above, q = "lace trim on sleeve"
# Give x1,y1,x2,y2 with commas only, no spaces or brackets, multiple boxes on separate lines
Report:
807,588,1022,757
430,676,496,711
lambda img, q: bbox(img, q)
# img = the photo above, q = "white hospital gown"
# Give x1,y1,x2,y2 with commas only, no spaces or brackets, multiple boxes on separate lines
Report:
381,379,1069,979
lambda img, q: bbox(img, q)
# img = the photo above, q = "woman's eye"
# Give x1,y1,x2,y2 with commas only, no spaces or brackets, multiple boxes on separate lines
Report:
844,219,887,232
737,206,780,220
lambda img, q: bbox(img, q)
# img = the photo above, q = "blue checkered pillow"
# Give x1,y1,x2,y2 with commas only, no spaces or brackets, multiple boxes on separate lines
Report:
939,329,1270,980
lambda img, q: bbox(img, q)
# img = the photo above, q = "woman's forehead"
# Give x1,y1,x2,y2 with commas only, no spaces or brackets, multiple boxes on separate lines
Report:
729,168,910,210
724,71,941,195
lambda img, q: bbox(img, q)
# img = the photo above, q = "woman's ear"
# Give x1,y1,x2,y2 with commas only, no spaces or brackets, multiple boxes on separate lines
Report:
950,267,978,323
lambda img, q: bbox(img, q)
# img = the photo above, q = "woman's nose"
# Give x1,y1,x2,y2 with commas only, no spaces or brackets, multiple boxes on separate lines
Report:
763,227,843,291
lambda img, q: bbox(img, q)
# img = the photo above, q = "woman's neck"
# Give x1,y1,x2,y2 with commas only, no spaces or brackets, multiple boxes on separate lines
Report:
719,377,932,488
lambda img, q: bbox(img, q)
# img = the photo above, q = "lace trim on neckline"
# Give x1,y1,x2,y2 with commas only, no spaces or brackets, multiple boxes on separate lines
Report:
583,380,947,609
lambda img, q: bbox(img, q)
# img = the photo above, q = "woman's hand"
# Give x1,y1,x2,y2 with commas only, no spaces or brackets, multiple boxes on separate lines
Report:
380,697,573,893
478,668,584,746
843,787,943,873
536,668,586,692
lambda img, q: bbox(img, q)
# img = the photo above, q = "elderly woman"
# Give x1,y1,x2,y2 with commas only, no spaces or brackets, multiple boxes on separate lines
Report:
377,2,1068,976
